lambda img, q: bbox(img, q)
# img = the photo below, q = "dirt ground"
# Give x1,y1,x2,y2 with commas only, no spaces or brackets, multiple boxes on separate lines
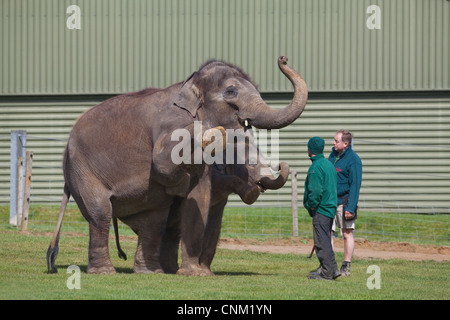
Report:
218,237,450,262
14,229,449,262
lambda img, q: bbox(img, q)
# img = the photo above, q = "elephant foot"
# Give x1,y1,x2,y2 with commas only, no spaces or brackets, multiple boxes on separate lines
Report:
134,266,164,274
133,261,164,274
161,264,179,274
176,264,214,276
87,264,116,275
163,268,179,274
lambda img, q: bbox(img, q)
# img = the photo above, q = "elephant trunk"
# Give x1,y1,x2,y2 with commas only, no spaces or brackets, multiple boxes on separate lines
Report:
257,162,290,190
245,56,308,130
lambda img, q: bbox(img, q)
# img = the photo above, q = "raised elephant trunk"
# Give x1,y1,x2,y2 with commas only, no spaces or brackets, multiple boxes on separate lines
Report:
244,56,308,130
257,162,290,190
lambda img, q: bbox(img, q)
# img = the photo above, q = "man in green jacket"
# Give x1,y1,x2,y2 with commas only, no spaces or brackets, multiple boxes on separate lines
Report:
303,137,340,280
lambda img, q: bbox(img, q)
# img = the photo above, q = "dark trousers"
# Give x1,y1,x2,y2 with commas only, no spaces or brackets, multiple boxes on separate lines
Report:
312,213,338,278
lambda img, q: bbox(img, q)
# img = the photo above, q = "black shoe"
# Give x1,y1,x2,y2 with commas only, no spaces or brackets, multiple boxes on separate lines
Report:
332,269,341,279
308,265,322,277
308,272,333,280
308,267,341,280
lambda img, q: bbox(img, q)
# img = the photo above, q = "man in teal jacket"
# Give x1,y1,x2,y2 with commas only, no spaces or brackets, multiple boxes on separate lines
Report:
328,130,362,276
304,137,340,280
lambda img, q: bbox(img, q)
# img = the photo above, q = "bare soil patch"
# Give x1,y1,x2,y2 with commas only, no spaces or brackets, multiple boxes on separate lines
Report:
10,230,449,262
218,237,450,262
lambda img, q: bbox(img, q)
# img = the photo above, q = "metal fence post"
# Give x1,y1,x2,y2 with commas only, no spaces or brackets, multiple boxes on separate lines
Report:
10,130,27,225
291,170,299,237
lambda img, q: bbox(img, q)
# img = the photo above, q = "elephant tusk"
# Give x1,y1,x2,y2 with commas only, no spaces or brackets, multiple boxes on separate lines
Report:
257,183,266,193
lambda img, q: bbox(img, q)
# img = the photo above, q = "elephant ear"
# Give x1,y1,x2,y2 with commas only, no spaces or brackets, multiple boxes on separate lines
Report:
173,72,202,117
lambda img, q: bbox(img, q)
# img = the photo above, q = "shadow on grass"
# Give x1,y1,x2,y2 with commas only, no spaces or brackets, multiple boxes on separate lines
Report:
214,271,272,276
50,265,272,276
48,264,135,274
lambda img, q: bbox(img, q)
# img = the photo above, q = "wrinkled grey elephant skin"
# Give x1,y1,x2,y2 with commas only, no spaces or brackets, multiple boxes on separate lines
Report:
160,161,291,274
46,56,308,276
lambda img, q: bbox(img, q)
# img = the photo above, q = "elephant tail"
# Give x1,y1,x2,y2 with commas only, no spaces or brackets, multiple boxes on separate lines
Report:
112,217,127,261
46,183,70,273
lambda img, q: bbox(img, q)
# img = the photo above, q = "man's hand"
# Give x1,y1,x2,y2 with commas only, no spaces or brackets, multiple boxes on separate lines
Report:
344,211,354,220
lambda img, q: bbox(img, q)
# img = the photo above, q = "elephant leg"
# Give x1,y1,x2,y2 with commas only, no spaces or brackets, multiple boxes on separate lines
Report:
177,169,214,276
72,186,116,274
160,199,182,274
199,199,227,270
122,209,169,274
87,221,116,274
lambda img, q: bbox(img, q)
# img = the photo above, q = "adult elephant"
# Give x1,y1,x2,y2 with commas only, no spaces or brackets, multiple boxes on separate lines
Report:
46,56,308,275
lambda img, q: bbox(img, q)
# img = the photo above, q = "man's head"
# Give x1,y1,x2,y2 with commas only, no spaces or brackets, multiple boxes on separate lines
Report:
333,129,353,155
307,136,325,157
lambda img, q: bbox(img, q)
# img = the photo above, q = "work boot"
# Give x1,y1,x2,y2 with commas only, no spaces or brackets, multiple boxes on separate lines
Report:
333,268,341,279
308,272,333,280
308,266,341,280
308,265,322,276
340,261,351,277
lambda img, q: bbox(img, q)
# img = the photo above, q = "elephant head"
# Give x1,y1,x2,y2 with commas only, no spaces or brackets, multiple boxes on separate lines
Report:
174,56,308,130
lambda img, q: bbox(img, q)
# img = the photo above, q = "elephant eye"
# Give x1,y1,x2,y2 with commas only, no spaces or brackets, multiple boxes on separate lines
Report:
223,86,238,99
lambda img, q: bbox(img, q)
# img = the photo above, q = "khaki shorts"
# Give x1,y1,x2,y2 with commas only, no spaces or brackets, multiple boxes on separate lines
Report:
332,204,355,232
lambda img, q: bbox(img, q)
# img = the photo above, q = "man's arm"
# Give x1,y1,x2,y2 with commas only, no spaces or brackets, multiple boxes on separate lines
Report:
346,162,362,214
305,171,323,211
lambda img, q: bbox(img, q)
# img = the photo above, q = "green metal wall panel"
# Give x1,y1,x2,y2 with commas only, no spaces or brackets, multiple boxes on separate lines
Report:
0,99,96,203
228,95,450,213
1,0,449,95
1,94,449,213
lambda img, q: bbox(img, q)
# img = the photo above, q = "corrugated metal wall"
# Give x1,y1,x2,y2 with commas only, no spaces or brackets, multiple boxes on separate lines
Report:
1,95,449,213
0,98,94,203
247,94,450,213
1,0,449,214
1,0,449,94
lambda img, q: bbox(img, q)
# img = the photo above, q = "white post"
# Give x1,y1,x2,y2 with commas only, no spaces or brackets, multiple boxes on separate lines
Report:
10,130,27,225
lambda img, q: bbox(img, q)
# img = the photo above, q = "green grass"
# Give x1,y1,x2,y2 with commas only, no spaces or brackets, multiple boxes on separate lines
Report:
0,229,448,300
2,204,448,245
222,206,450,245
1,205,449,300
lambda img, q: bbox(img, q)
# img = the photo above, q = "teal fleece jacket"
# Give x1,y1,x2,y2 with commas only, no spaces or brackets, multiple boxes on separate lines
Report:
303,154,338,219
328,147,362,214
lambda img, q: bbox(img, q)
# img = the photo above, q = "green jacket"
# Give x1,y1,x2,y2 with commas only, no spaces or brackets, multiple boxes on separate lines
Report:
328,147,362,214
303,154,338,219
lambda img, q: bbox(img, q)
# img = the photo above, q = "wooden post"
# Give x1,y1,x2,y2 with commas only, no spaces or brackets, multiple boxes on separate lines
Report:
291,170,299,237
21,151,33,232
16,157,24,228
